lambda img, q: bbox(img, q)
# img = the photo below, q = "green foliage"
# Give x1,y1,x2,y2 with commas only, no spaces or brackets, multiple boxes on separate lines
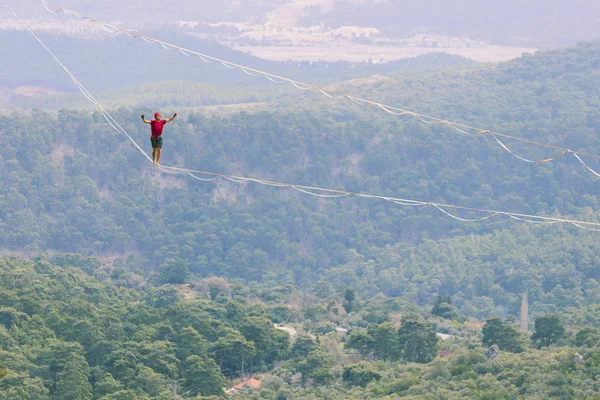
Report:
93,373,122,398
369,322,400,361
156,259,190,285
345,329,374,358
240,316,290,371
575,327,600,347
291,335,317,359
2,36,600,400
369,377,417,396
176,327,208,361
182,356,225,397
313,280,333,299
431,295,460,320
343,288,356,314
296,347,333,385
482,317,525,353
531,314,566,348
99,390,140,400
52,354,93,400
2,42,600,323
0,373,48,400
0,257,296,399
342,362,381,387
397,314,439,363
209,330,256,377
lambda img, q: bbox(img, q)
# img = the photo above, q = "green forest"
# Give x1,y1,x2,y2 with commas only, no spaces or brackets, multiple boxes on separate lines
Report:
3,256,600,399
0,27,599,399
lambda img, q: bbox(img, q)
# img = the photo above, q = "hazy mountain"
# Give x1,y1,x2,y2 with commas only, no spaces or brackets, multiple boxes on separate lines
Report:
303,0,600,47
6,0,600,47
0,30,471,96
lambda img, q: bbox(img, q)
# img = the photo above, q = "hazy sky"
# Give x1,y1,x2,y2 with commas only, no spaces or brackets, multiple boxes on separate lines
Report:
3,0,599,47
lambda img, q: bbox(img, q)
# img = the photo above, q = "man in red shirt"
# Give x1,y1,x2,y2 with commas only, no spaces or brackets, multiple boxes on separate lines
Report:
141,111,177,166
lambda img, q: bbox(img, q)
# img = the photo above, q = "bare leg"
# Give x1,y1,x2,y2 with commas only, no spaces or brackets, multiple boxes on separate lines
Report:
152,148,157,165
156,148,162,166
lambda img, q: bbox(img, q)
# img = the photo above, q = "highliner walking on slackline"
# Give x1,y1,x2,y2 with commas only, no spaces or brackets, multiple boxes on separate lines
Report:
141,111,177,166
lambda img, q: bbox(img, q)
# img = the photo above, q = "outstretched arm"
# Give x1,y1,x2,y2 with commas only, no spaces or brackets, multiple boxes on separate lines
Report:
166,113,177,123
141,114,152,124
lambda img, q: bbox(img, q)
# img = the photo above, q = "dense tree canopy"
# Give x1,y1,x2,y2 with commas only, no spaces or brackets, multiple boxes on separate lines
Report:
1,44,599,322
0,36,600,399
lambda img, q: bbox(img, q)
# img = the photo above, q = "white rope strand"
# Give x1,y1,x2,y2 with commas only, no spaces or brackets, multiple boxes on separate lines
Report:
41,1,61,13
240,67,260,76
187,170,221,181
291,186,351,198
432,204,501,222
264,75,287,84
290,82,313,90
571,223,600,232
506,214,560,224
492,134,538,163
319,89,345,99
573,153,600,178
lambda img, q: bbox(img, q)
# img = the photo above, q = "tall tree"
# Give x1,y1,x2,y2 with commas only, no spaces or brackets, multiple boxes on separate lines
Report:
182,355,225,398
209,330,256,377
240,316,289,370
343,362,381,387
431,295,459,320
93,373,122,398
345,329,374,358
132,366,168,397
313,280,333,299
175,327,208,362
575,327,600,348
343,288,356,314
397,314,438,363
291,335,317,359
156,260,189,285
296,347,333,385
369,323,400,361
482,318,524,353
52,355,93,400
531,314,566,348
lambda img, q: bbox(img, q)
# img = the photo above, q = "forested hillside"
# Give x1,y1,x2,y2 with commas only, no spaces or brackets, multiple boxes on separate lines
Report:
1,33,600,399
0,256,290,399
2,107,598,322
3,256,600,399
1,42,599,319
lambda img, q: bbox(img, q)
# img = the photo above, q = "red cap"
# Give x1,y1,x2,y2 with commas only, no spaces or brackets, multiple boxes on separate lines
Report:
154,112,161,119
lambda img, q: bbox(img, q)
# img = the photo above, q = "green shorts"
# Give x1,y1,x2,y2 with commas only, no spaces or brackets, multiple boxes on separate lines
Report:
151,137,163,149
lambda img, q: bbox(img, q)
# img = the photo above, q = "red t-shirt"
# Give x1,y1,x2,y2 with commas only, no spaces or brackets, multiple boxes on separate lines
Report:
150,120,167,139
